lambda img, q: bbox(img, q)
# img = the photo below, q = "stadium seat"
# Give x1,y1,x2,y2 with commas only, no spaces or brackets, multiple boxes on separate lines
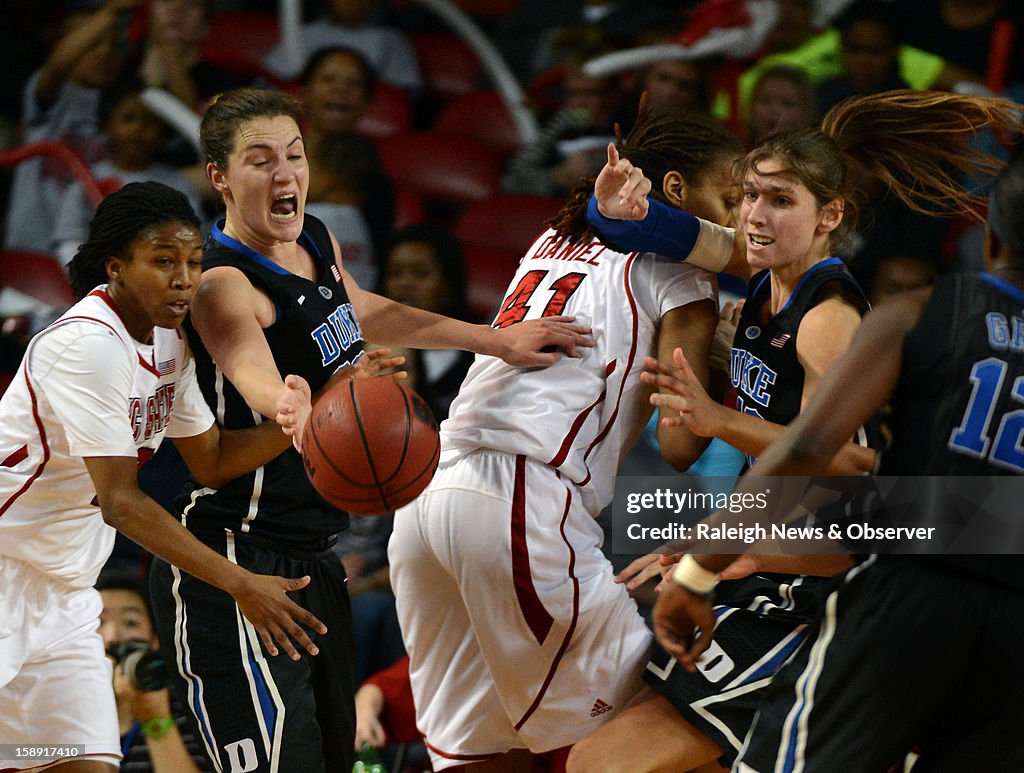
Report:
392,186,427,229
408,32,482,100
0,142,107,207
376,133,502,208
199,11,280,83
450,0,519,16
356,82,414,139
462,247,519,322
453,194,563,257
434,90,524,158
0,250,76,309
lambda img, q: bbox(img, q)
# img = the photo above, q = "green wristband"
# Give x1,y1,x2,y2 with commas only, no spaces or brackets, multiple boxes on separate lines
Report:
141,716,176,740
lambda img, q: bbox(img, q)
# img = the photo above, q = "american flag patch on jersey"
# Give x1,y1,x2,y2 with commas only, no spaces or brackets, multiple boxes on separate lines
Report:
331,265,342,283
770,333,791,348
157,358,176,376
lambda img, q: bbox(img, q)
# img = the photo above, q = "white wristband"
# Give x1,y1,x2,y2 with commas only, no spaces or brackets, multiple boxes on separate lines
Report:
672,554,719,596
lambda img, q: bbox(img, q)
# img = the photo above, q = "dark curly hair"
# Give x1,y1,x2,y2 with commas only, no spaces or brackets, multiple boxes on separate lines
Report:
67,182,201,299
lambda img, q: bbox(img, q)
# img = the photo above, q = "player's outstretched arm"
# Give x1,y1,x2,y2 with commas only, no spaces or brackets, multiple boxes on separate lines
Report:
85,455,327,659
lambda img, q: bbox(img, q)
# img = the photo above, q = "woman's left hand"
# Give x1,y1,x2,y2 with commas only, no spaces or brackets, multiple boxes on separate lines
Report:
492,316,595,366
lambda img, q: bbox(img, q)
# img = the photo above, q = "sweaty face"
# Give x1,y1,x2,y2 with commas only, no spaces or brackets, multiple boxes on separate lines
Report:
739,157,836,273
215,115,309,249
107,221,203,342
682,159,739,229
383,241,449,312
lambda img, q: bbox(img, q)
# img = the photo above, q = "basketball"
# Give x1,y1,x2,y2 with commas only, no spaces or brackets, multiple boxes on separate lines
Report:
301,377,441,515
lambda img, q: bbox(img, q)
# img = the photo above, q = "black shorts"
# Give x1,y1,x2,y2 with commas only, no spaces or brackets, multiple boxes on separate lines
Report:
644,574,835,764
150,531,355,773
736,556,1024,773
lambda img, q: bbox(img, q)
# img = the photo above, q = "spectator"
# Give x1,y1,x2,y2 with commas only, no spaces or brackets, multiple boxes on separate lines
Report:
51,78,203,269
896,0,1024,88
96,568,211,772
376,223,476,421
304,131,381,289
816,0,909,115
747,64,817,146
503,49,629,197
3,0,132,254
301,46,394,257
134,0,244,111
868,250,938,307
262,0,422,93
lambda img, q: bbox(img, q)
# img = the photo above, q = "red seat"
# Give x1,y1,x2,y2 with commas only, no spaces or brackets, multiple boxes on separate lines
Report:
199,12,280,82
450,0,519,16
392,186,426,229
409,32,481,100
453,194,563,257
0,142,106,207
462,247,519,322
0,249,75,309
434,91,524,158
356,82,414,140
376,133,502,207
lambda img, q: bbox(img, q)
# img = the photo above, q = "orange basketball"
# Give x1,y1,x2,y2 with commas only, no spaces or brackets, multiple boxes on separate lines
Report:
301,377,440,515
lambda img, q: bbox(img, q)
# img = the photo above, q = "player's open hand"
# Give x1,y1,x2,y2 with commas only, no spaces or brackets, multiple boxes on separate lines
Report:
493,316,595,366
594,143,651,221
652,581,717,670
615,552,683,592
233,572,327,660
643,347,725,437
354,347,407,381
276,374,313,452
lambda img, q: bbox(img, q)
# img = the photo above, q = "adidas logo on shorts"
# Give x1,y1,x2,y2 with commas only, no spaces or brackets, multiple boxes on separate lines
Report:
590,699,613,718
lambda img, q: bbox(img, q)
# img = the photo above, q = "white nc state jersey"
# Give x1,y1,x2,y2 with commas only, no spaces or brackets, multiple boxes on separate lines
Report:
442,229,716,514
0,288,214,588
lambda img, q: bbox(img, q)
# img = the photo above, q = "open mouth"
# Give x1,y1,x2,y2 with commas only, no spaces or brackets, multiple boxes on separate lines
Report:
271,194,298,221
748,234,774,247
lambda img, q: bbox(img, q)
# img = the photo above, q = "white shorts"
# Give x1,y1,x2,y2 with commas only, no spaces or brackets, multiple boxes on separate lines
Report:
0,556,120,770
389,450,652,770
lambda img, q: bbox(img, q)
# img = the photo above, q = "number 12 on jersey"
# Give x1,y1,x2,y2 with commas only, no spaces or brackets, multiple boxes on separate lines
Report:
494,270,586,329
949,356,1024,472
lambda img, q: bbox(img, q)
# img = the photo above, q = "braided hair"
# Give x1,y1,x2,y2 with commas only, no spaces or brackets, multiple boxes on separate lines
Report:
547,99,742,244
67,181,201,300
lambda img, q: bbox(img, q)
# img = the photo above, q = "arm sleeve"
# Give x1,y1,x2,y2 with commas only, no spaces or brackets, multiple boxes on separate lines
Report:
586,196,735,272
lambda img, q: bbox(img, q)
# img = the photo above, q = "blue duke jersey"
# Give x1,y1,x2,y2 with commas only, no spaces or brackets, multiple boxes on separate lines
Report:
441,228,716,515
882,272,1024,476
732,258,868,465
178,214,364,544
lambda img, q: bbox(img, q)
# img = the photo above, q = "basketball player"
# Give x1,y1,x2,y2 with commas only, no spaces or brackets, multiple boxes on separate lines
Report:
575,90,1022,772
653,142,1024,773
0,182,324,772
381,104,743,771
148,87,593,773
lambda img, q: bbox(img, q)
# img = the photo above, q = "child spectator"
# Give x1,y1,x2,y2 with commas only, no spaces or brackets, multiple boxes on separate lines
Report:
3,0,132,254
51,78,203,268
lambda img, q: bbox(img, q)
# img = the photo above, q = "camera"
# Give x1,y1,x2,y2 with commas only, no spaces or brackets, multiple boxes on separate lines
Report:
109,641,168,692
